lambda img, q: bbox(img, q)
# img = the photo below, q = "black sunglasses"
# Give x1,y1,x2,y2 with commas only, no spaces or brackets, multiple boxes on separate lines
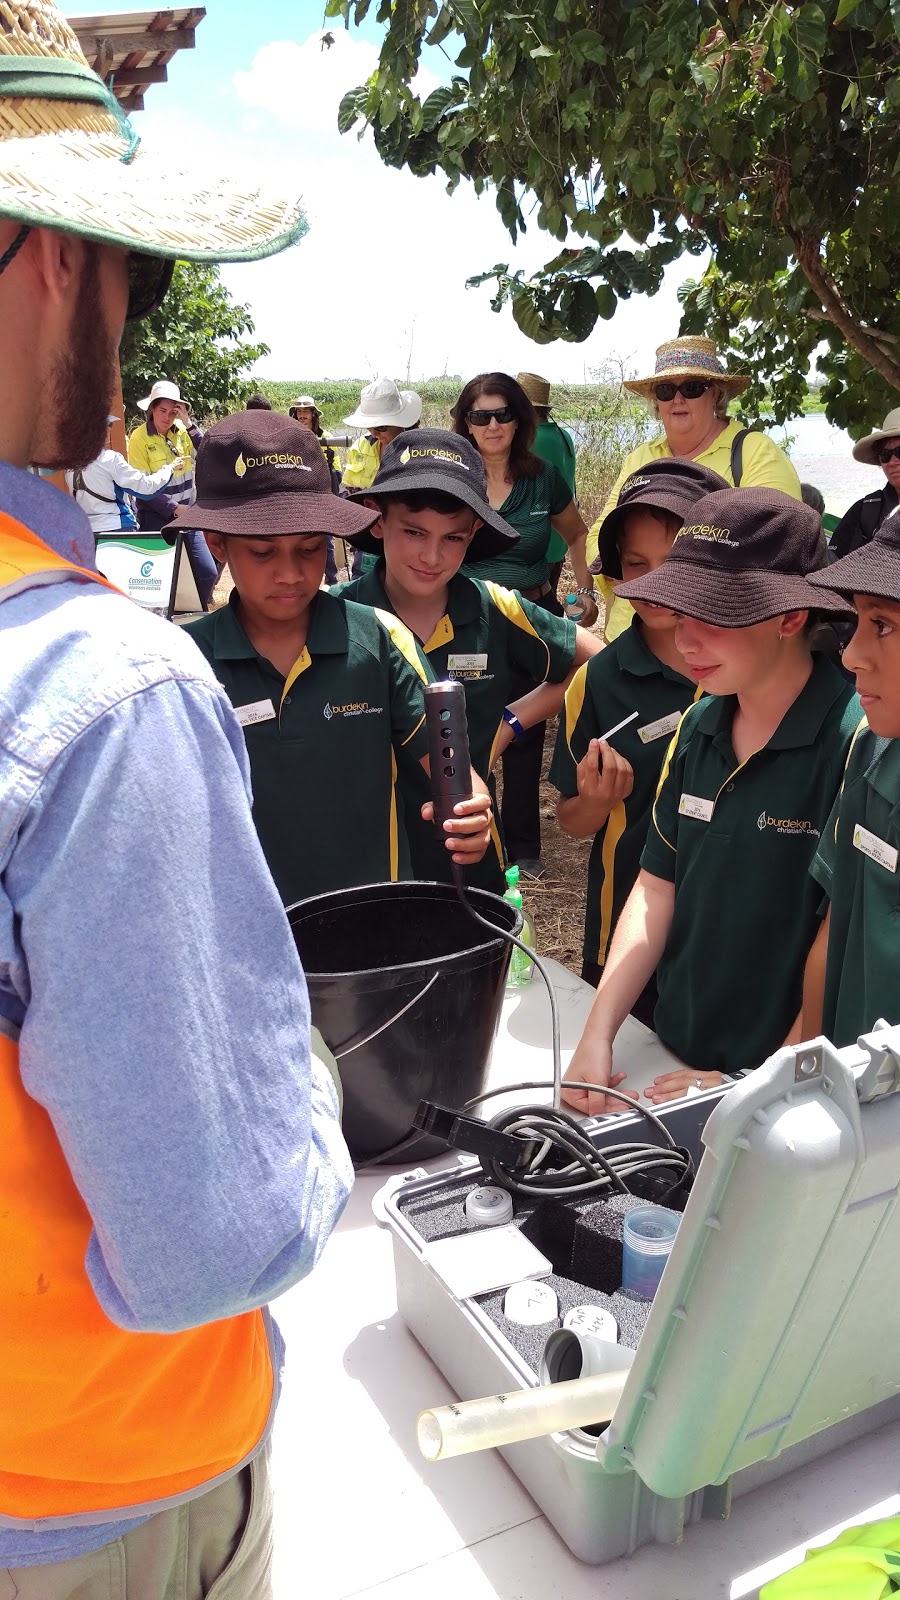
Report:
126,253,176,321
878,444,900,465
466,405,516,426
654,379,712,402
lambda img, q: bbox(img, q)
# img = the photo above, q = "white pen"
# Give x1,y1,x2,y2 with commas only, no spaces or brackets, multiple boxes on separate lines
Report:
597,710,639,743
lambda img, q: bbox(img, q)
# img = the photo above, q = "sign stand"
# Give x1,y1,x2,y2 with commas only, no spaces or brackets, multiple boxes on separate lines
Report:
166,530,208,620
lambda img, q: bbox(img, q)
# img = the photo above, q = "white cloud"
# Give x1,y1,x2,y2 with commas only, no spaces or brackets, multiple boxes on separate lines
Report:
232,30,436,138
233,32,370,135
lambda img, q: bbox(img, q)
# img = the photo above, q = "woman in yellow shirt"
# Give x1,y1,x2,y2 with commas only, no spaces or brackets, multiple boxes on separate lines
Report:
591,337,801,641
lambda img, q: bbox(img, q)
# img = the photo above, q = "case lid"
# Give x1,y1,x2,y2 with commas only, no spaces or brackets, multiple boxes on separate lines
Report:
599,1025,900,1497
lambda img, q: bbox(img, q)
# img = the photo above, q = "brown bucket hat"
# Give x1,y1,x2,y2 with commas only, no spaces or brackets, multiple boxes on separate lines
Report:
345,429,520,562
592,459,730,579
615,487,855,626
809,507,900,604
165,412,379,540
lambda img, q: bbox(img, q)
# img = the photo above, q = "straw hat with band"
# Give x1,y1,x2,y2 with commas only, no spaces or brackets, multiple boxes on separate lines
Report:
344,428,520,563
624,336,750,399
343,378,422,430
615,487,855,626
165,413,379,541
591,459,729,579
850,407,900,465
808,508,900,605
516,372,551,408
0,0,306,317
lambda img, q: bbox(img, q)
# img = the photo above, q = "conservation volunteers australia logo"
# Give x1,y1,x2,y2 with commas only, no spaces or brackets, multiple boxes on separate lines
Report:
757,811,819,837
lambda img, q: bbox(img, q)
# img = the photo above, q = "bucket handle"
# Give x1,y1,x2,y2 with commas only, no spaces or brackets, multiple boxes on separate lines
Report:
333,972,440,1062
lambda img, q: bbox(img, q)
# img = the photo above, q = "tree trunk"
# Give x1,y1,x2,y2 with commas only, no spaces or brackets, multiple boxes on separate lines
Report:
793,232,900,392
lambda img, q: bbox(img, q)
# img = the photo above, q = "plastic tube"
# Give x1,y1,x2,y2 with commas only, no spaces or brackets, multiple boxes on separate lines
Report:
417,1370,628,1461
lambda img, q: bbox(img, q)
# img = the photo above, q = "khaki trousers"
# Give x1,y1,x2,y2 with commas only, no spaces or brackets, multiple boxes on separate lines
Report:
0,1442,272,1600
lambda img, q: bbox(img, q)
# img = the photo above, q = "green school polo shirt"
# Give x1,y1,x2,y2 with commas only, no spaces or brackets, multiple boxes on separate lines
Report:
548,619,699,968
641,657,861,1075
185,591,431,906
465,462,572,592
338,563,575,890
810,724,900,1046
533,420,577,564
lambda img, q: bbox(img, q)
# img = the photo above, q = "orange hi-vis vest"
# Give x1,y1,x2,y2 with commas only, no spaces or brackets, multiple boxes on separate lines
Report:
0,512,274,1525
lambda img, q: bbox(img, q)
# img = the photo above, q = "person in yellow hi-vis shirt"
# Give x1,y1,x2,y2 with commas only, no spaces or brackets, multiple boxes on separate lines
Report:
761,1514,900,1597
590,337,801,642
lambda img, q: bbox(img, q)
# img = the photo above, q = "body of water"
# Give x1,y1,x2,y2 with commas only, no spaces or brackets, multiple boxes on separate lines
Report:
774,413,882,517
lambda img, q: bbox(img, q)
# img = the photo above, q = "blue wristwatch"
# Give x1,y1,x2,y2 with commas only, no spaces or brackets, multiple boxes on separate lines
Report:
502,707,526,741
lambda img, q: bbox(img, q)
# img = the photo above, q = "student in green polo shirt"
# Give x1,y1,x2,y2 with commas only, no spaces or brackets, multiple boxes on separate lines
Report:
174,412,493,906
337,429,602,891
550,461,728,1016
563,488,860,1114
798,511,900,1045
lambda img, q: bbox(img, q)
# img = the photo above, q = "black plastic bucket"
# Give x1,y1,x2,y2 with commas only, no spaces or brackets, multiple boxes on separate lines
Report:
287,882,521,1162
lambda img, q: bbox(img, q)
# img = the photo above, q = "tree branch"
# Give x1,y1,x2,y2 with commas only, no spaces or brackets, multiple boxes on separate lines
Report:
794,232,900,389
806,306,899,347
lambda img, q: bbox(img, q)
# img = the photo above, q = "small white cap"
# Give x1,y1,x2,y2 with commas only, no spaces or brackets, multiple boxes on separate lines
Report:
563,1305,618,1343
503,1279,558,1326
465,1185,513,1229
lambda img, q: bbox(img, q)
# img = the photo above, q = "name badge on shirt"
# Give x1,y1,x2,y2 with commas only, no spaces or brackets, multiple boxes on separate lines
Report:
234,698,277,728
679,792,715,823
852,823,898,874
638,710,682,745
447,652,488,678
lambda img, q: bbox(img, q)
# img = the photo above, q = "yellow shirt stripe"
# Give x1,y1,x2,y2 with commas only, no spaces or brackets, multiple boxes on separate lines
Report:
483,580,551,681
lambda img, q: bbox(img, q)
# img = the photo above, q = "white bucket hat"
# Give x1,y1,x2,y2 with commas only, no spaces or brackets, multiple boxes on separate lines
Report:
137,380,183,413
0,0,305,262
343,378,423,430
852,407,900,465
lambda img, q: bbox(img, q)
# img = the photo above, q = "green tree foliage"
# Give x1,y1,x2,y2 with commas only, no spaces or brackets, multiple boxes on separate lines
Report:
328,0,900,431
119,263,269,423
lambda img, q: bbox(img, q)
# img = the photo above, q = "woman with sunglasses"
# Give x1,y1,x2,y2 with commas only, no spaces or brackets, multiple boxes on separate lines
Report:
590,337,801,644
452,371,597,877
830,407,900,560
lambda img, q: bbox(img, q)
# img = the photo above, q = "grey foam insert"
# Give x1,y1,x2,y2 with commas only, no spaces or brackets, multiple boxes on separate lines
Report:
397,1178,671,1372
476,1279,651,1370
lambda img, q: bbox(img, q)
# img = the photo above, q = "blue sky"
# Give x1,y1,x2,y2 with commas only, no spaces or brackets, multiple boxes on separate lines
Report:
69,0,691,384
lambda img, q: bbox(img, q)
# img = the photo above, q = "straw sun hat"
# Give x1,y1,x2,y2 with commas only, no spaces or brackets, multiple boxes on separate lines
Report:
516,372,552,408
0,0,305,261
624,337,750,398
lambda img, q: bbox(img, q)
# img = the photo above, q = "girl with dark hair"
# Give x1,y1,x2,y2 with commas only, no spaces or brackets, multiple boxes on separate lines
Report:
451,371,598,876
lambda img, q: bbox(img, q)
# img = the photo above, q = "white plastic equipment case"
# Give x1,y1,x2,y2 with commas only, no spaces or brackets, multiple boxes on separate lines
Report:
381,1027,900,1564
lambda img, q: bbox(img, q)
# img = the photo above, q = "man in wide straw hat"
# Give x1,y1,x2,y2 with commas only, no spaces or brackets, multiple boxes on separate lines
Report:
588,335,802,642
0,2,352,1592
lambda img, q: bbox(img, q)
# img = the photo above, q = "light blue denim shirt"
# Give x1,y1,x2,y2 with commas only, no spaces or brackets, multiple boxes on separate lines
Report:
0,464,352,1566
